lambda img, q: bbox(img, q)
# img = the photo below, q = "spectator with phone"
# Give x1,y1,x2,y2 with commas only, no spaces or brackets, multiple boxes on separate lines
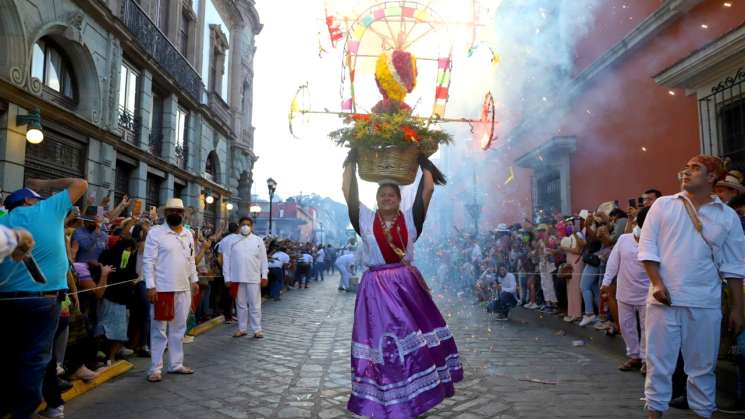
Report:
639,156,745,419
0,178,88,419
71,205,108,263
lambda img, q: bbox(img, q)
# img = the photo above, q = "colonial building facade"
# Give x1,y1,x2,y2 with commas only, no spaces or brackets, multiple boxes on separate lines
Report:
0,0,261,225
482,0,745,226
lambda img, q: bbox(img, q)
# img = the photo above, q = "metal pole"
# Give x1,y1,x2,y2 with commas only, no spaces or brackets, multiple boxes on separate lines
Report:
268,192,273,235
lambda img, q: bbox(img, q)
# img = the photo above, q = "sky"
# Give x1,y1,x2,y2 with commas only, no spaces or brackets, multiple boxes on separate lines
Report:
250,1,504,207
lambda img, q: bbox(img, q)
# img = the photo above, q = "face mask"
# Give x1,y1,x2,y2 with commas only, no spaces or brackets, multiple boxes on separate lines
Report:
633,226,641,238
240,225,252,236
165,214,183,227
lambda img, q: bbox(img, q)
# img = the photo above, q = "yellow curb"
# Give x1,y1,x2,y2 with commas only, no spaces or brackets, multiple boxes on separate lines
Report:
37,360,133,412
187,315,225,336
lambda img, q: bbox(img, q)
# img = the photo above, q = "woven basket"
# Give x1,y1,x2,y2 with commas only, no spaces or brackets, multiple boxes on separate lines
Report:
357,143,438,185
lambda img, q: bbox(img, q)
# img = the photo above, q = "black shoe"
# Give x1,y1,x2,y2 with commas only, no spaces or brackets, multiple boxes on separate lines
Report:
719,399,745,414
57,377,73,392
669,395,689,410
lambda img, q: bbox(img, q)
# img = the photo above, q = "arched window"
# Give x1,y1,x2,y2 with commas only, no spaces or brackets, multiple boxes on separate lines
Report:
205,151,219,182
31,37,76,101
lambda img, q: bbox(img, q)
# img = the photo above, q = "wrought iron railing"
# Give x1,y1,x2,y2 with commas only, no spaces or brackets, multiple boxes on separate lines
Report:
121,0,204,102
118,106,140,145
175,143,187,169
149,134,162,157
699,69,745,164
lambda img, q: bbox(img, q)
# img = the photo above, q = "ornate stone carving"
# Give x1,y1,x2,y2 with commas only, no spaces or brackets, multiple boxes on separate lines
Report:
9,66,25,88
68,11,84,30
29,77,42,95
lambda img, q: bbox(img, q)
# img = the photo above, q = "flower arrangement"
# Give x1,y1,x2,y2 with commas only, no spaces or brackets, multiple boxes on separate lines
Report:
330,49,449,184
329,109,451,150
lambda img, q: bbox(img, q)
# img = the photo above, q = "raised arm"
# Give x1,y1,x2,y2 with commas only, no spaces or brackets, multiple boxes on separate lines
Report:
27,178,88,204
342,157,361,236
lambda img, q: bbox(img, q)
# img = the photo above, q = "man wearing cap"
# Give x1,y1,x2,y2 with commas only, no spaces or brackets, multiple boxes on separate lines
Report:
142,198,199,382
0,178,87,419
639,155,745,419
71,205,108,263
221,216,268,338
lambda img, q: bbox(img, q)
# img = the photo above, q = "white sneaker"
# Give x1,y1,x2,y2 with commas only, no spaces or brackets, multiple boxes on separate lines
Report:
119,347,134,357
578,314,597,327
56,363,65,376
563,315,573,322
183,335,195,344
594,320,611,330
38,405,64,418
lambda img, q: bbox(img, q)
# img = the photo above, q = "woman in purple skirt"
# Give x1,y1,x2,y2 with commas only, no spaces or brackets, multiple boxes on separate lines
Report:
342,153,463,419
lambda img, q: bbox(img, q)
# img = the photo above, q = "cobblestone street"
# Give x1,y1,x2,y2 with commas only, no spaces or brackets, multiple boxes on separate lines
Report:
66,274,701,419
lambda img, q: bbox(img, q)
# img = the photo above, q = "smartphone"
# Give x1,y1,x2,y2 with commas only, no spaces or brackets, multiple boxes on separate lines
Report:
72,206,81,217
638,197,644,207
24,255,47,284
628,199,637,208
96,206,104,218
132,199,143,217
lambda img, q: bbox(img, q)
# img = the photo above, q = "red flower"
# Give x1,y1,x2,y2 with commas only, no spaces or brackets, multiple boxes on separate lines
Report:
402,126,419,143
351,113,371,122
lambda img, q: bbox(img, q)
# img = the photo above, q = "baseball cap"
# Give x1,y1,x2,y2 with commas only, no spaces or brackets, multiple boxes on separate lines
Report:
4,188,44,211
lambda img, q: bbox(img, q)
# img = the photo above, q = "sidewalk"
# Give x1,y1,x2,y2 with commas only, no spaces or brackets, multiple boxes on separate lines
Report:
510,306,738,406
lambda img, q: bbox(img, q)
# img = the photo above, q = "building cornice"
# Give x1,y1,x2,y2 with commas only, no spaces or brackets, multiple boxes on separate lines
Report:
500,0,703,147
515,136,576,170
654,21,745,92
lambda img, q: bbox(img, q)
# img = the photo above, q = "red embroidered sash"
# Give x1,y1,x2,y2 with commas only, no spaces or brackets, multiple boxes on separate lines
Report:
373,211,409,264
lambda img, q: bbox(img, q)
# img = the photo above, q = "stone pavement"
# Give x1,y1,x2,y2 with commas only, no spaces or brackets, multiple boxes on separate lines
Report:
65,273,704,419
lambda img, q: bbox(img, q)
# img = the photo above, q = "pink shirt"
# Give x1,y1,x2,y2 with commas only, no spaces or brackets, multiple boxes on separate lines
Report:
602,234,649,305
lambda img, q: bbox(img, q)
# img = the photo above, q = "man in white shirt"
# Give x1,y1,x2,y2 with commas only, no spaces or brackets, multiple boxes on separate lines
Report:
639,155,745,419
268,243,290,301
601,206,651,373
488,265,518,321
143,198,199,382
314,246,326,281
335,250,356,291
222,217,268,338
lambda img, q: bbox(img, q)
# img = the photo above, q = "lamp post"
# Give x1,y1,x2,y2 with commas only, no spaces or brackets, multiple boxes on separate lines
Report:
16,109,44,144
250,204,261,232
267,177,277,235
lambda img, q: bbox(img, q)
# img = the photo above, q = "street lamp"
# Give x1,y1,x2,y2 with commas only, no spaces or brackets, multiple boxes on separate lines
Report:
226,202,234,211
16,109,44,144
266,178,277,235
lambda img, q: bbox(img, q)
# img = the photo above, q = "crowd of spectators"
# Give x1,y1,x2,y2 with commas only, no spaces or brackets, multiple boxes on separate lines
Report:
0,177,344,419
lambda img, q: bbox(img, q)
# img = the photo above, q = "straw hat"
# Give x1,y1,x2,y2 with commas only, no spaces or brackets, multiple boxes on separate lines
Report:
716,170,745,193
535,224,550,232
164,198,185,210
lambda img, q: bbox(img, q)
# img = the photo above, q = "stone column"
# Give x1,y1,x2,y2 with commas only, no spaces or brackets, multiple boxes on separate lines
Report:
130,160,148,200
228,24,245,132
0,104,29,194
137,70,153,151
159,172,175,204
161,93,177,164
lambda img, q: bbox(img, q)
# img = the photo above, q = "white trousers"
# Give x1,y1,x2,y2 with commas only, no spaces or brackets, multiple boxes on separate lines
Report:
617,301,646,359
236,282,262,334
337,264,350,290
539,262,557,303
150,290,190,375
644,304,721,418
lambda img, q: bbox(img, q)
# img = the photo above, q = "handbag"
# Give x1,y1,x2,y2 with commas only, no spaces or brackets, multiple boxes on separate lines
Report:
260,278,269,287
582,253,601,267
153,292,175,321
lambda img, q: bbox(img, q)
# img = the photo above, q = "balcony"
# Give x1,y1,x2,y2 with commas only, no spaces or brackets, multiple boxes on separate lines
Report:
175,143,187,170
208,91,232,128
121,0,203,102
118,106,140,145
149,134,162,157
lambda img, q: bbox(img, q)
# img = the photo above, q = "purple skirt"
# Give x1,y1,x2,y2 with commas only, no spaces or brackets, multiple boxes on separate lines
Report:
347,263,463,419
